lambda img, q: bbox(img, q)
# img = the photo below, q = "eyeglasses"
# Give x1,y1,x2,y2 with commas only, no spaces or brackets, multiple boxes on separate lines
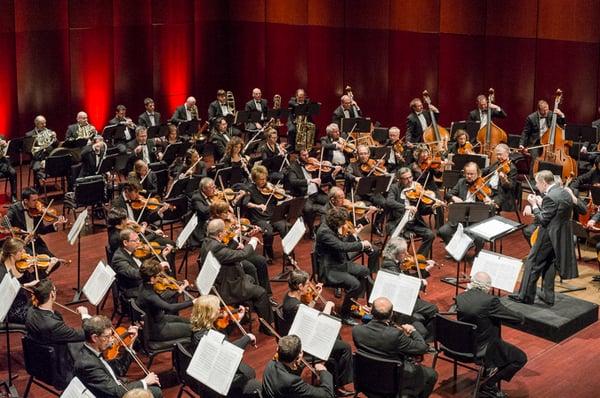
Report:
98,333,112,339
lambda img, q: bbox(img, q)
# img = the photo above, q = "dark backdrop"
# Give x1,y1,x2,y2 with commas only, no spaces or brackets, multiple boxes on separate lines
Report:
2,0,600,139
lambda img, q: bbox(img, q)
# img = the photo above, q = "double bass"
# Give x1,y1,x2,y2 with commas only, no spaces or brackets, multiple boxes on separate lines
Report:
422,90,450,154
532,89,577,180
476,88,507,164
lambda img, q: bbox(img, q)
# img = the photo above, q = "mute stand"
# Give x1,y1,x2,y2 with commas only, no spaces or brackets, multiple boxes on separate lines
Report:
67,210,89,304
270,197,306,282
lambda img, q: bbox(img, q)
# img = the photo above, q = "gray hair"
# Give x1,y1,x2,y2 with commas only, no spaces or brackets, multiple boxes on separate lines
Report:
199,177,214,190
135,126,147,135
207,219,225,237
326,123,340,135
535,169,555,184
383,237,408,261
468,271,492,292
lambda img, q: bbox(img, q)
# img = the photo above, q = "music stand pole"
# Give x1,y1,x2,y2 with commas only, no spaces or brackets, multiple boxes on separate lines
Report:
1,322,19,397
68,211,89,305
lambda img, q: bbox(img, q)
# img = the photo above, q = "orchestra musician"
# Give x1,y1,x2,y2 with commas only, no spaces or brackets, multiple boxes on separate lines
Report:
410,145,445,194
209,116,233,163
7,187,68,257
320,123,351,171
190,295,262,398
482,143,518,212
569,156,600,195
27,115,58,190
170,148,206,181
74,315,162,398
199,219,274,334
108,105,136,146
457,272,527,398
331,94,361,129
111,181,170,226
385,167,436,256
352,297,438,398
65,111,98,144
468,94,507,127
406,97,439,145
138,97,161,128
519,99,566,160
262,335,335,398
127,126,162,166
189,177,220,246
244,88,268,131
79,135,107,178
384,126,407,173
219,136,252,184
171,96,199,124
111,229,156,299
287,88,311,152
447,129,474,155
258,128,288,183
208,89,234,126
315,207,373,326
243,165,291,263
128,160,158,197
0,135,17,201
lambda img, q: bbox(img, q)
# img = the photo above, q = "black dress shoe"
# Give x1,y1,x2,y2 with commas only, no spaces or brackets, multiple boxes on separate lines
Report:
341,316,359,326
536,293,554,306
508,294,532,304
334,288,342,298
479,384,508,398
335,387,355,397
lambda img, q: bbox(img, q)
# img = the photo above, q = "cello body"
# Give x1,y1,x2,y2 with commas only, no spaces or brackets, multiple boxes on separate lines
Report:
476,88,507,164
422,90,450,154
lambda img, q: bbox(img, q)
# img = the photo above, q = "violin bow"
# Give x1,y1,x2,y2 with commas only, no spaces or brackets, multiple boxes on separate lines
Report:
365,153,387,178
350,187,358,226
236,207,243,243
317,147,325,180
134,196,150,225
139,232,168,264
30,198,55,241
218,175,231,207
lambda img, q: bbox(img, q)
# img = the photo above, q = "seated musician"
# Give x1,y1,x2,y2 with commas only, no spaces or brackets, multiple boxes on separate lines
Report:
518,99,566,160
7,187,67,257
344,144,387,234
111,180,169,225
74,315,162,398
381,238,439,340
468,94,507,126
0,238,60,324
286,148,330,238
79,135,107,178
352,297,438,398
483,143,518,212
286,88,312,153
219,136,252,185
331,94,361,128
209,116,232,163
199,219,274,335
172,96,198,125
570,156,600,196
0,135,17,201
315,207,373,326
128,160,158,196
409,145,444,193
243,165,291,263
406,97,439,145
190,295,262,397
208,90,239,131
106,208,168,260
262,335,334,398
437,162,488,251
384,126,407,173
456,272,527,398
127,126,161,166
244,88,268,132
170,148,206,181
258,128,288,183
138,97,161,128
282,270,354,396
209,199,274,303
27,115,58,190
447,129,475,155
136,259,193,341
320,123,350,171
66,111,98,143
25,278,90,384
386,167,437,255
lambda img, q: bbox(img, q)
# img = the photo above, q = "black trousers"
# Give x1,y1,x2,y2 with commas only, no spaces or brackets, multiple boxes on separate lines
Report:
326,262,372,316
484,340,527,386
519,237,557,303
150,314,191,341
241,253,272,295
255,219,290,259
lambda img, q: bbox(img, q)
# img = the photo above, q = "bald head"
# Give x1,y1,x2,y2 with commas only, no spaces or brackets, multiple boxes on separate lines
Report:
186,97,196,107
371,297,393,320
469,271,492,292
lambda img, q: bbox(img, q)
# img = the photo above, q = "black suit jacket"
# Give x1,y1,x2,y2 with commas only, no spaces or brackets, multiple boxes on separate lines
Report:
74,344,141,398
467,108,507,122
65,123,80,141
286,160,310,197
244,99,268,130
482,161,518,211
208,100,229,124
519,111,566,147
79,145,105,178
209,130,230,162
189,191,211,242
7,201,55,255
406,111,437,143
320,135,349,164
126,139,159,164
262,360,334,398
138,111,161,128
315,221,363,276
135,283,193,338
331,105,361,128
111,246,142,298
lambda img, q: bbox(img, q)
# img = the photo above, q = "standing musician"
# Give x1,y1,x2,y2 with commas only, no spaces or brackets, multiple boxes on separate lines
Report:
262,334,335,398
281,270,354,397
209,116,233,163
510,170,577,306
172,96,199,125
0,135,17,201
331,94,361,128
406,97,439,145
447,129,475,155
244,88,268,131
482,143,518,212
128,160,158,197
468,94,507,127
258,128,288,183
208,89,234,125
27,115,58,190
381,238,439,340
74,315,162,398
243,165,291,263
136,259,193,341
320,123,351,171
519,99,566,160
385,167,437,255
287,88,312,152
315,207,373,326
7,187,67,257
457,272,527,398
108,105,136,146
127,126,162,166
190,295,262,398
384,126,407,173
199,219,274,335
138,98,161,128
352,297,438,398
79,135,107,178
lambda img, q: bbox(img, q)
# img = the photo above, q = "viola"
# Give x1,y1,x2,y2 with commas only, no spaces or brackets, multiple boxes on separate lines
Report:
342,199,372,218
259,182,288,200
403,183,442,207
130,196,174,212
103,326,135,361
300,286,317,305
27,201,61,223
214,305,245,330
304,157,332,173
418,154,443,172
402,253,428,271
222,217,257,244
133,241,167,259
15,253,70,272
359,158,387,176
392,140,404,154
468,177,493,201
214,188,238,202
457,141,475,155
497,159,511,175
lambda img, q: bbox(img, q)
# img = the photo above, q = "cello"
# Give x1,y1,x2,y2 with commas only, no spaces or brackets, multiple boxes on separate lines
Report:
422,90,450,154
532,89,577,180
476,88,507,164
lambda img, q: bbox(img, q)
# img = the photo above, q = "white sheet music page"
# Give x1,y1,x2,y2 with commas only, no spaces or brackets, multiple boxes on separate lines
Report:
282,217,306,255
446,223,474,261
61,376,95,398
187,329,243,396
471,250,523,292
197,251,221,296
176,214,198,249
0,273,22,322
288,304,341,360
68,209,88,245
82,261,116,306
468,218,514,240
369,270,421,316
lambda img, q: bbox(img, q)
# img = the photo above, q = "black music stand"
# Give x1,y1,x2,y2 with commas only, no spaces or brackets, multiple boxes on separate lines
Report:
162,142,185,165
451,153,487,171
62,138,88,149
537,161,563,176
466,215,524,253
262,154,286,174
371,127,389,144
102,124,127,146
266,107,289,122
147,123,169,139
356,174,394,198
214,165,243,188
449,120,480,142
269,197,306,282
177,119,200,137
370,146,391,161
237,110,261,126
341,117,370,133
166,178,188,199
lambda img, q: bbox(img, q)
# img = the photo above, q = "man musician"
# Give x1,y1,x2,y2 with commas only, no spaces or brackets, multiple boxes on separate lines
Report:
467,94,507,127
171,96,199,125
65,111,98,144
406,97,439,145
0,135,17,201
26,115,58,190
320,123,350,171
384,126,407,173
244,88,268,132
138,97,161,128
287,88,312,152
519,99,566,160
482,143,518,212
107,105,136,146
331,94,361,129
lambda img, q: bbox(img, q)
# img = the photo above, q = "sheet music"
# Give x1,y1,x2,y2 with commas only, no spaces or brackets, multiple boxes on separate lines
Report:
288,304,341,361
68,209,88,245
0,273,22,322
471,250,523,292
468,218,515,240
176,214,198,249
369,270,421,316
390,211,410,240
385,174,395,192
197,251,221,296
187,329,243,396
61,376,95,398
446,223,474,261
282,217,306,255
82,261,116,306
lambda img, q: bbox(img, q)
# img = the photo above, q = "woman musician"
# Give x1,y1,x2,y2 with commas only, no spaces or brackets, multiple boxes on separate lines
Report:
448,129,475,155
258,128,288,183
219,136,253,186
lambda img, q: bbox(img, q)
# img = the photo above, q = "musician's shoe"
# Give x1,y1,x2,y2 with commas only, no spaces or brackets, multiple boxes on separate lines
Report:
536,292,554,306
341,316,359,327
335,387,355,397
334,288,342,298
508,294,533,305
592,274,600,282
479,384,508,398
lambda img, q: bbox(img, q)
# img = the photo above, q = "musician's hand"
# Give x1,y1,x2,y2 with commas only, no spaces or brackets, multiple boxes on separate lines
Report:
490,103,501,111
556,108,565,118
484,196,493,205
422,279,428,287
564,187,578,204
401,324,416,334
315,283,323,294
247,333,257,345
237,306,246,319
581,146,588,154
160,261,170,271
452,196,463,203
315,363,328,372
157,152,164,161
335,142,343,150
178,280,190,293
355,176,360,183
143,372,161,386
323,301,335,315
361,240,372,250
140,222,148,233
53,216,67,229
135,145,143,154
587,220,596,229
407,205,418,215
162,244,173,256
158,203,170,216
237,242,244,250
429,104,439,113
24,280,39,288
76,306,89,316
355,224,365,234
155,228,166,237
311,178,321,186
256,204,267,213
127,325,139,339
425,260,435,272
523,205,533,217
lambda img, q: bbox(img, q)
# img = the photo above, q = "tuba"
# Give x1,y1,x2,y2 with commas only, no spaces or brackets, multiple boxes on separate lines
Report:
226,91,237,115
295,115,316,152
32,128,57,156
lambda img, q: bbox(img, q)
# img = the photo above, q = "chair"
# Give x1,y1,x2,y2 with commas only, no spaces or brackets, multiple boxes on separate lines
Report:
172,342,219,398
129,299,191,368
431,314,486,397
21,336,65,397
353,350,404,398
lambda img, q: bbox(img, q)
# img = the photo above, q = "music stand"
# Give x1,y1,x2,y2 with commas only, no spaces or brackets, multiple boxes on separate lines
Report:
371,127,389,144
356,175,394,198
370,146,391,161
466,215,524,253
162,142,184,165
451,153,488,171
147,123,169,139
441,170,461,191
97,154,117,175
177,119,200,137
166,178,189,199
67,209,91,304
0,275,21,398
450,120,480,142
262,154,286,173
341,117,371,133
537,161,563,176
102,124,126,146
185,176,202,196
267,107,289,122
269,197,307,282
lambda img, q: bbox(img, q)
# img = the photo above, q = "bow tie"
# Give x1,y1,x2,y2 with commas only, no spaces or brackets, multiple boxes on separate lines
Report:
416,113,423,116
148,113,154,116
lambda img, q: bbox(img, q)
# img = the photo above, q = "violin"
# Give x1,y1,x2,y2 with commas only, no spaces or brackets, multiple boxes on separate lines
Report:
403,183,443,207
392,140,404,154
402,253,428,271
15,253,70,272
214,188,238,202
468,176,493,201
153,272,195,300
27,201,61,223
359,158,387,176
215,305,245,330
221,217,257,244
418,154,443,172
341,220,357,237
457,141,475,155
497,159,511,175
259,182,288,200
133,241,166,259
103,326,135,361
350,299,373,323
342,199,372,218
304,157,332,173
339,137,357,154
130,196,174,212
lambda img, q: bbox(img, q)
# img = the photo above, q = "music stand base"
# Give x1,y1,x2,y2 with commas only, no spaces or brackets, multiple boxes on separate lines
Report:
0,375,19,398
557,282,586,294
68,288,87,305
270,267,293,282
440,277,470,288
